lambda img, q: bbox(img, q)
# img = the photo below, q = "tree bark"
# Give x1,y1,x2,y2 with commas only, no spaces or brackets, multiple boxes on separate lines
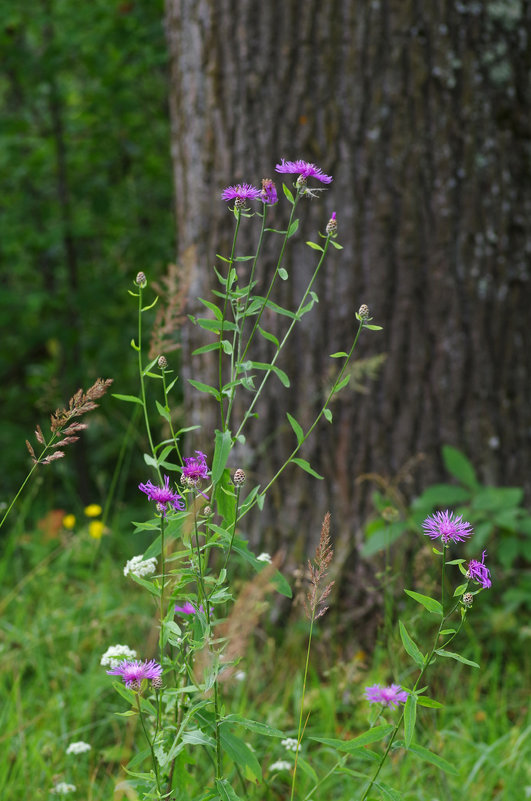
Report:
165,0,531,636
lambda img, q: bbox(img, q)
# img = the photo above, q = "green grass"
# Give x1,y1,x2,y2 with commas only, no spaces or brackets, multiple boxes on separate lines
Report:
0,523,528,801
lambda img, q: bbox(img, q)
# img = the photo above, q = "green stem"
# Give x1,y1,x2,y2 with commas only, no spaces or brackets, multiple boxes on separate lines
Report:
218,210,242,431
136,694,161,794
290,613,315,801
0,461,40,531
137,286,161,483
222,485,241,572
161,366,183,466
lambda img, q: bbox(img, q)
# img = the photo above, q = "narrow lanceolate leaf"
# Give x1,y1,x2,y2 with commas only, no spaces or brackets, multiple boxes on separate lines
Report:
282,183,295,204
257,326,279,348
112,393,143,405
286,412,304,445
404,694,417,748
192,342,221,355
404,590,443,616
215,779,244,801
416,695,443,708
287,218,299,238
330,351,348,358
333,374,351,393
434,649,480,668
311,724,393,751
187,379,221,401
198,297,223,319
250,361,290,387
306,240,324,251
399,621,425,668
394,741,459,775
212,429,233,484
291,457,324,480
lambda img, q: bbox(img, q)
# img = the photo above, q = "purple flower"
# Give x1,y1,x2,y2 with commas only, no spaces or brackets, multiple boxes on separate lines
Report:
422,510,474,544
182,450,209,484
221,183,261,205
107,659,162,688
364,684,408,709
467,550,492,589
275,159,333,184
138,474,184,516
175,601,212,617
261,178,278,205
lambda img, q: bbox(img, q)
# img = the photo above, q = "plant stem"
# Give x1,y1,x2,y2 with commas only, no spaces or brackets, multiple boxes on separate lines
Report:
136,693,161,794
290,613,315,801
218,210,242,431
137,286,161,483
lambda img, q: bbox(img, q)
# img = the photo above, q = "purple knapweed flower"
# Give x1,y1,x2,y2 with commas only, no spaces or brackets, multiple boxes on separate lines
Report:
364,684,408,709
175,601,212,617
275,159,333,184
138,474,184,516
422,510,474,544
182,450,209,484
107,659,162,689
221,183,261,207
467,550,492,589
261,178,278,205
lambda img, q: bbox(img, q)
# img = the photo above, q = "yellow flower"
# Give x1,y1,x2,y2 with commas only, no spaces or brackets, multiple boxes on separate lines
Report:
62,514,76,530
89,521,105,539
84,504,102,518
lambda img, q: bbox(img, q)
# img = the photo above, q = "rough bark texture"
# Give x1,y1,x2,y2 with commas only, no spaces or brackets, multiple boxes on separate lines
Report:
165,0,530,637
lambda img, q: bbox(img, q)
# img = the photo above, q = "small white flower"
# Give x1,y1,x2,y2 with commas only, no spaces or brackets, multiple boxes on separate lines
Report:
257,552,272,563
66,740,91,755
269,760,292,772
52,783,76,794
100,644,137,668
234,670,246,681
124,554,157,578
281,737,298,752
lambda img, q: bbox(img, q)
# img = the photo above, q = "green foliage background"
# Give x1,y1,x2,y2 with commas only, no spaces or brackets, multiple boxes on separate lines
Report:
0,0,174,511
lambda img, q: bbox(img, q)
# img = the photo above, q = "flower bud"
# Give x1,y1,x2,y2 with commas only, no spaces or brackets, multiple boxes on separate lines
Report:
135,271,147,287
358,304,370,320
233,468,246,486
462,592,474,607
261,178,278,205
326,212,337,236
202,505,212,517
158,355,168,369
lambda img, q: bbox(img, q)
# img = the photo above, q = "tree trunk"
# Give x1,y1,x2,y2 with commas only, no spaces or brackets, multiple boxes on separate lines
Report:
165,0,531,639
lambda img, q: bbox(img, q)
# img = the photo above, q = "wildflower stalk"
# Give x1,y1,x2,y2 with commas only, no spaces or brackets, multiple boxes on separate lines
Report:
235,230,332,442
219,210,242,431
161,363,183,466
360,550,466,801
255,316,364,507
137,286,162,483
290,618,314,801
222,484,242,572
0,460,42,531
136,694,161,794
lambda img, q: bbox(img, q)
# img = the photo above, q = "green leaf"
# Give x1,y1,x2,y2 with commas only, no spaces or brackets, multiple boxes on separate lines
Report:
399,621,425,668
361,521,407,557
219,726,262,782
306,241,324,251
282,184,295,204
295,755,318,784
193,342,221,356
394,741,458,775
198,297,223,319
442,446,479,490
188,379,221,401
404,590,443,616
453,583,468,597
330,240,344,250
374,780,403,800
287,219,299,238
286,412,304,445
311,724,393,751
250,361,290,387
215,779,244,801
257,326,279,348
112,393,143,405
278,267,289,280
333,374,351,393
416,695,443,708
414,483,471,508
434,649,479,668
212,430,233,485
363,324,383,330
330,351,348,358
404,694,417,748
291,457,324,480
323,408,333,423
155,400,171,423
221,714,284,738
221,340,233,355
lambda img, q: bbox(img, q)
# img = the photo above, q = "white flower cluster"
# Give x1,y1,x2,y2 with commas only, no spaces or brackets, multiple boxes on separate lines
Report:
52,783,76,794
269,760,292,772
100,644,137,668
234,670,246,682
66,740,91,755
123,554,157,578
257,552,272,563
281,737,298,752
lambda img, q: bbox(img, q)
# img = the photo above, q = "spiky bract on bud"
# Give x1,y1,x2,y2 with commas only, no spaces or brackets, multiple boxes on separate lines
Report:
135,271,147,287
233,468,246,486
358,304,370,320
462,592,474,607
326,212,337,236
158,355,168,369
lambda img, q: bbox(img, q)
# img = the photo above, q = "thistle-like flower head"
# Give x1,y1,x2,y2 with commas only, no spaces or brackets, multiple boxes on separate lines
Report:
107,659,162,689
467,550,492,589
422,510,473,544
275,159,333,184
364,683,408,709
138,474,184,516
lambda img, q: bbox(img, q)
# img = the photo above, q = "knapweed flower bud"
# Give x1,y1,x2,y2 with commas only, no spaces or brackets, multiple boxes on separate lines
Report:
358,304,370,320
233,468,246,486
135,271,147,287
462,592,474,607
202,505,212,516
326,212,337,236
296,174,308,192
158,355,168,369
261,178,278,205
